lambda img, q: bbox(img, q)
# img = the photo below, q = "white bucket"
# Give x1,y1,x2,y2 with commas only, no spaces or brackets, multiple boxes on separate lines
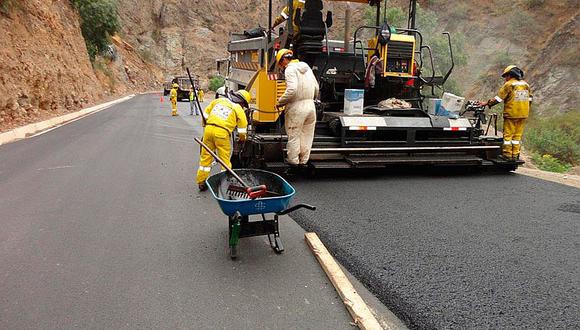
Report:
344,89,365,115
441,92,465,113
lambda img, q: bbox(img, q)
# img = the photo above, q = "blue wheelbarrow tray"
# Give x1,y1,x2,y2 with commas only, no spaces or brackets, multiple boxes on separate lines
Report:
206,169,296,217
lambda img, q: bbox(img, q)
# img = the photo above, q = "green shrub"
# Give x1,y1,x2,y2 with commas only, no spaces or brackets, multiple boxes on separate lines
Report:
208,76,225,91
526,0,545,9
525,111,580,165
531,154,572,173
364,6,406,29
70,0,120,60
0,0,15,15
385,7,406,27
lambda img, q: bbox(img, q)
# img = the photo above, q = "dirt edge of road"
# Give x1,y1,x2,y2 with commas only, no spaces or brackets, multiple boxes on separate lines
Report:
516,167,580,189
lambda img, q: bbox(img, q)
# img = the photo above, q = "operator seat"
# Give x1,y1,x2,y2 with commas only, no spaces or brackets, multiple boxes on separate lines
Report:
294,0,332,59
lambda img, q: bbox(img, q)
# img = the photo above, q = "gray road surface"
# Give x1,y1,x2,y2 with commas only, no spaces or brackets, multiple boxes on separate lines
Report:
289,169,580,329
0,95,402,329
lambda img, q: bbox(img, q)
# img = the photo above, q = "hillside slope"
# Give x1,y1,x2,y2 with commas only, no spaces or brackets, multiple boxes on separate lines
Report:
117,0,578,114
0,0,163,133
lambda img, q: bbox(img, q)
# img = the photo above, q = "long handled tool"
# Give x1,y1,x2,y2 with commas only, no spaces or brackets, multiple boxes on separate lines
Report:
194,137,266,199
186,67,205,124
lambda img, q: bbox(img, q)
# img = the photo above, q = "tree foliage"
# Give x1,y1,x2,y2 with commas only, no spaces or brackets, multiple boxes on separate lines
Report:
70,0,120,60
209,76,225,92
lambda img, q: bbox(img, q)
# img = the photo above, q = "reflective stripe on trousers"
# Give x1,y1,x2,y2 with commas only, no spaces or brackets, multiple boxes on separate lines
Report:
196,125,232,184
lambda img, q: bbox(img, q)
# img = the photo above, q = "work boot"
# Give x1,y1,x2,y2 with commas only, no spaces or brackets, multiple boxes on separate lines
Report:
198,183,208,192
497,154,512,162
284,163,300,175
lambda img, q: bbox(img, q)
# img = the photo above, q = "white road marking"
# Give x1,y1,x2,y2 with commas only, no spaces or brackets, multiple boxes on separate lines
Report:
36,165,75,171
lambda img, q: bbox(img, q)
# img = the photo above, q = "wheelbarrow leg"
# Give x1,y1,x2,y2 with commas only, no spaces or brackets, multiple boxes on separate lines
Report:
229,212,243,259
268,215,284,254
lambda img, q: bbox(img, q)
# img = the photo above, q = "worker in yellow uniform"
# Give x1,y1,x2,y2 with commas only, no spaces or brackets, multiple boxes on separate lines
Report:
272,0,306,33
198,89,205,102
196,90,250,191
481,65,533,160
169,83,179,116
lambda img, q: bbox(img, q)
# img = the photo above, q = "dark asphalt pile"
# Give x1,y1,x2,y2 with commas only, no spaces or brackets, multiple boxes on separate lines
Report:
289,170,580,329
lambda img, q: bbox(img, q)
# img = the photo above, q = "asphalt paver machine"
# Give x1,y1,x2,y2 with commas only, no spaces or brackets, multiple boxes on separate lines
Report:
223,0,521,171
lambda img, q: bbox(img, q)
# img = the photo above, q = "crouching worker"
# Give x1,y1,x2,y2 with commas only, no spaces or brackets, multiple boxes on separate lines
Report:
480,65,533,161
196,90,250,191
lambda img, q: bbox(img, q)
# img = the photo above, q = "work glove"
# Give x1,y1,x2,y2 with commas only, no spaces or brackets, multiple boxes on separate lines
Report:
238,133,247,142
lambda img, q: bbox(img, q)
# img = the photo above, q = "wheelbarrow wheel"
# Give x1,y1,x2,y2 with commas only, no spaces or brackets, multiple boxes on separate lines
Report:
230,245,238,259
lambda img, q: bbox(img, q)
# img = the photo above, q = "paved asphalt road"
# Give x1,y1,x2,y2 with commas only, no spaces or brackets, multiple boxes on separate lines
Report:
0,95,403,329
2,94,578,329
290,169,579,329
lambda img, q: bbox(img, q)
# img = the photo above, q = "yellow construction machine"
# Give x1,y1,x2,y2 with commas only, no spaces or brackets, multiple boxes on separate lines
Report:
221,0,521,171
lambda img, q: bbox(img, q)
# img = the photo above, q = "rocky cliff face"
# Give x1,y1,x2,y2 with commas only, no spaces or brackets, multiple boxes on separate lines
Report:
0,0,103,130
0,0,163,132
118,0,578,114
117,0,272,84
0,0,577,133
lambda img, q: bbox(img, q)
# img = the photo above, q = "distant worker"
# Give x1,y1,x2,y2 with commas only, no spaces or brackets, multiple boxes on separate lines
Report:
196,90,250,191
272,0,306,33
275,49,319,166
189,88,200,116
480,65,533,160
169,83,179,116
198,89,205,102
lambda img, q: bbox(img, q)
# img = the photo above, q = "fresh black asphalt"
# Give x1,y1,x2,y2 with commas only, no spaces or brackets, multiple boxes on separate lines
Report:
289,170,579,329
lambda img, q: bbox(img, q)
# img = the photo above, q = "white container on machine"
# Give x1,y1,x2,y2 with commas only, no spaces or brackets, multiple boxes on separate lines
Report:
441,92,466,113
344,89,365,115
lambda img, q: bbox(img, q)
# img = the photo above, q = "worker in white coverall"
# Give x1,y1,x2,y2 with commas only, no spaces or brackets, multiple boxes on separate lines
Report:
275,49,319,166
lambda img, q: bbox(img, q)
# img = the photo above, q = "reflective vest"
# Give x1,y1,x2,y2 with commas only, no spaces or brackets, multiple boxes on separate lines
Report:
203,98,248,135
490,78,533,119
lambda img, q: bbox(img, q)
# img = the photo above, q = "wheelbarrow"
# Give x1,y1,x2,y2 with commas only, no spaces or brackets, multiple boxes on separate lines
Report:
206,169,315,259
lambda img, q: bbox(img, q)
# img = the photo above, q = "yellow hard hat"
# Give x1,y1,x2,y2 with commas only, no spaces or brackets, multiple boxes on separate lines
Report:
502,65,517,77
276,48,293,64
172,83,179,88
236,89,252,105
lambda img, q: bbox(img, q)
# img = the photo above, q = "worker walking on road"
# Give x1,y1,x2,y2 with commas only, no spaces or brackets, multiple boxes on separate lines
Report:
196,90,250,191
481,65,533,160
275,49,319,166
190,88,200,116
170,83,179,116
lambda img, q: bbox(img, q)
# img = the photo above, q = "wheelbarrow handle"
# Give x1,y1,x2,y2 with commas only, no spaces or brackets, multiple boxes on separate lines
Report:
277,204,316,215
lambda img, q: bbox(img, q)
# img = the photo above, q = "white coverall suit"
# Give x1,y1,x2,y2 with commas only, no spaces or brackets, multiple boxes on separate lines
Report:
277,60,319,165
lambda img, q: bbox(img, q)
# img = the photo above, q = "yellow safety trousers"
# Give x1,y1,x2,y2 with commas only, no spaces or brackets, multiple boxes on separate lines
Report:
196,125,232,184
171,100,177,116
503,118,526,158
